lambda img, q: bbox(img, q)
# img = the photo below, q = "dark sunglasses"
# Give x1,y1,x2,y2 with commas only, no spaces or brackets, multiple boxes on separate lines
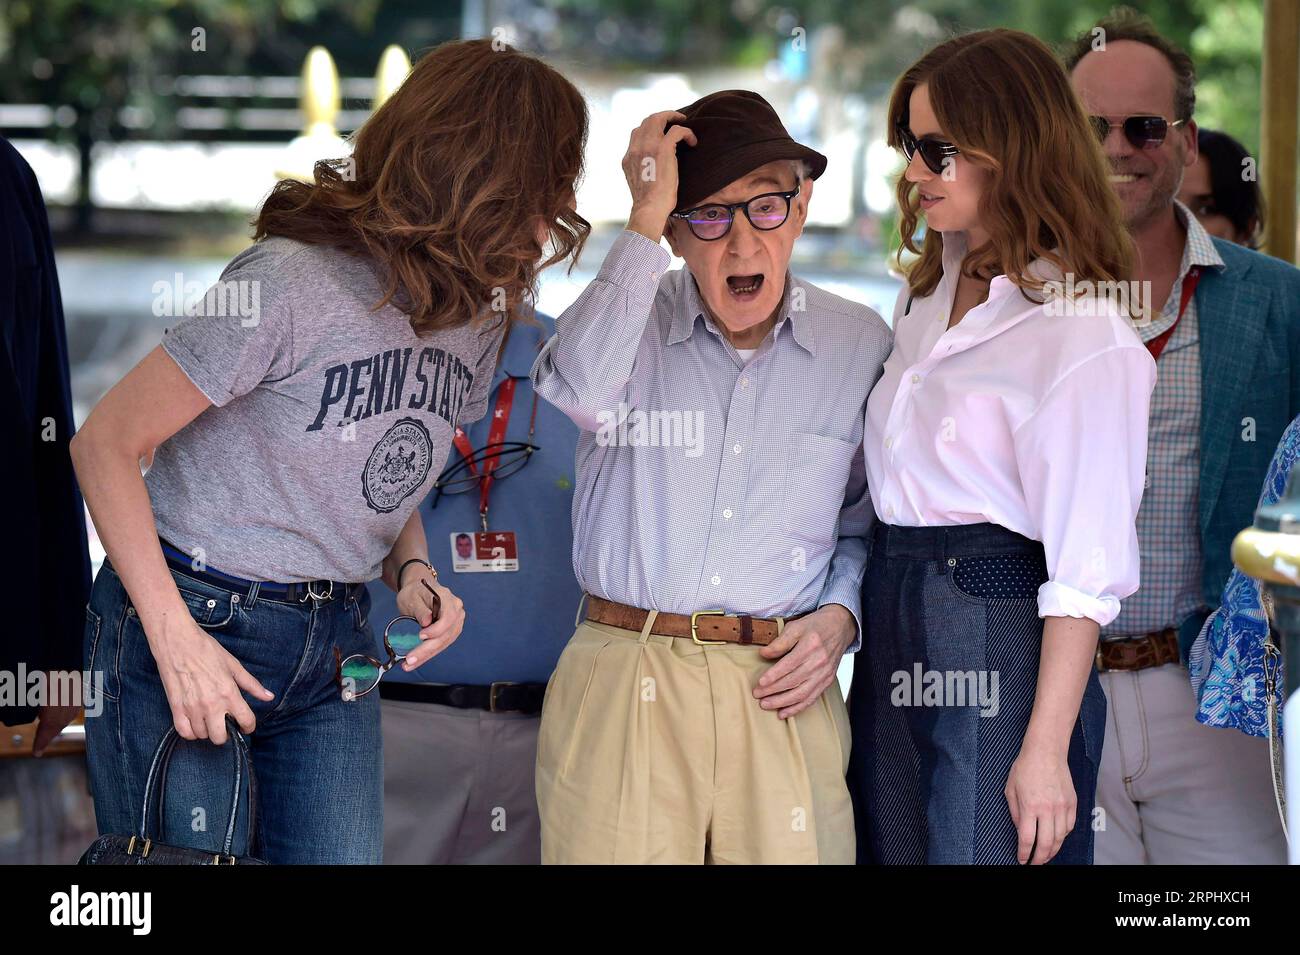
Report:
895,123,960,176
1089,115,1187,150
670,185,800,241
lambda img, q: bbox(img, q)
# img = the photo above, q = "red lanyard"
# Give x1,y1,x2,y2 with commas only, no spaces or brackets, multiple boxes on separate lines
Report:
451,377,527,529
1145,267,1201,362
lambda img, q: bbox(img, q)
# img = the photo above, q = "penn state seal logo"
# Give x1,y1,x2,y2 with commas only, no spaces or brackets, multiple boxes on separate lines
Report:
363,417,433,514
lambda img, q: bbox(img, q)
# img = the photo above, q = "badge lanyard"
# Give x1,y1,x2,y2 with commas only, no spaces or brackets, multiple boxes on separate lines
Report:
1145,266,1201,362
1140,267,1201,493
450,377,538,532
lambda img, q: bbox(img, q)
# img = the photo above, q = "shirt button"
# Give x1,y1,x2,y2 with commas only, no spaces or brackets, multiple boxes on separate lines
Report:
740,377,749,389
732,443,742,454
938,312,946,323
885,505,895,518
884,437,893,449
723,508,733,519
711,575,721,587
910,373,921,384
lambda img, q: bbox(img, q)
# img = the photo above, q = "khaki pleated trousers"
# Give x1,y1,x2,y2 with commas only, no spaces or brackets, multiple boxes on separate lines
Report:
536,614,854,864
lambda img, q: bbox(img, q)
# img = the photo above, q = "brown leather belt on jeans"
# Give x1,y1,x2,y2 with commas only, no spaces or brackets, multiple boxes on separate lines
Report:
1095,628,1181,672
584,595,801,646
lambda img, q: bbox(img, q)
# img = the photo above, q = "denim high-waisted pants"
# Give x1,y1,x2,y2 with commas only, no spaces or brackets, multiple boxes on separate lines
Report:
847,522,1106,865
82,557,383,863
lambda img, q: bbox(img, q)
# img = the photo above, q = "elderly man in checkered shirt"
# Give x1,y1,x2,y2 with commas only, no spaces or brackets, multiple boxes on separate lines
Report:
530,90,891,864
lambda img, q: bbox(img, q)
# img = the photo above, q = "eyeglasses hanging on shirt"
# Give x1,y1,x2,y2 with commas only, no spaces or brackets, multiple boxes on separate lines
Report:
430,374,538,573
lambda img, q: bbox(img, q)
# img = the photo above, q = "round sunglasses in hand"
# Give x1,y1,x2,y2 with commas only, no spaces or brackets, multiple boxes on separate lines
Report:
335,579,442,702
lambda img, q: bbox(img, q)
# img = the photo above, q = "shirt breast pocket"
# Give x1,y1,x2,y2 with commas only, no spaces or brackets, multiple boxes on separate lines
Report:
780,432,857,546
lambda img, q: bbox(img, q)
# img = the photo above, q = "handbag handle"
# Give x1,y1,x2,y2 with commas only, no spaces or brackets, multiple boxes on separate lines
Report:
137,716,258,857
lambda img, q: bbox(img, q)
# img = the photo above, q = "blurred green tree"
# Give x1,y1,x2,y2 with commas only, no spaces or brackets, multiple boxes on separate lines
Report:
0,0,381,231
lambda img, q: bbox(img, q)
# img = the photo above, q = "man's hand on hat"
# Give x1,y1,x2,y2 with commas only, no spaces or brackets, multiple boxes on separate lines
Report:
622,110,697,242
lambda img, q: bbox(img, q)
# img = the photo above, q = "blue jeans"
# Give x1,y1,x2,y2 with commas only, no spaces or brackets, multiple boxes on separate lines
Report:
82,558,383,863
847,522,1105,865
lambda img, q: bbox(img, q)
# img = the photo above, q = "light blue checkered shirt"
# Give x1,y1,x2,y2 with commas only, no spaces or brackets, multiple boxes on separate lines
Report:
532,230,892,649
1102,201,1226,639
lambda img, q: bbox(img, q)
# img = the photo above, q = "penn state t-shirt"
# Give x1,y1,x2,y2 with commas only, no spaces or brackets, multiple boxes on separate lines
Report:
146,236,506,583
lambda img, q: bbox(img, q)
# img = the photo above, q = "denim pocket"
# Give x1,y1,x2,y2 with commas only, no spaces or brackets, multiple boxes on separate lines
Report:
947,554,1047,602
83,604,116,702
168,575,239,630
351,585,372,635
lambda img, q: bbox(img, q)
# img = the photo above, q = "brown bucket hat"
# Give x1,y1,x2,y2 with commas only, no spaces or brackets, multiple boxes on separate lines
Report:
668,89,827,211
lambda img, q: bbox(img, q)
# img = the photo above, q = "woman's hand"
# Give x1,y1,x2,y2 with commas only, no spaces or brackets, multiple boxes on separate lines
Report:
396,568,465,669
1005,741,1076,864
146,613,274,745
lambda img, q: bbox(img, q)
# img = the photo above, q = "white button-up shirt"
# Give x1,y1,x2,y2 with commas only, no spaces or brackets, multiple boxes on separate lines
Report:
863,232,1157,626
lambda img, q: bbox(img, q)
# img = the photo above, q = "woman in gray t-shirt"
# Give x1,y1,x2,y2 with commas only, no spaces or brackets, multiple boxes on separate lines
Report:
71,39,591,863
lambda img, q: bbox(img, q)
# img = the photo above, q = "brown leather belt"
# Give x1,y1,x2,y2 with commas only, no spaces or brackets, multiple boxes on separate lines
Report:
1095,628,1181,672
584,595,800,646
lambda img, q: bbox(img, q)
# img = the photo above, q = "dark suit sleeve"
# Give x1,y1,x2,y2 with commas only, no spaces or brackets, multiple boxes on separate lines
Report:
0,138,92,725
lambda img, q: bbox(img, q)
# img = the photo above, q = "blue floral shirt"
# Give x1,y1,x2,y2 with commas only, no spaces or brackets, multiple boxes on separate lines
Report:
1189,414,1300,737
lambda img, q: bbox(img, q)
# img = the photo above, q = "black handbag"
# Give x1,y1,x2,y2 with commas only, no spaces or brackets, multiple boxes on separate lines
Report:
80,718,266,865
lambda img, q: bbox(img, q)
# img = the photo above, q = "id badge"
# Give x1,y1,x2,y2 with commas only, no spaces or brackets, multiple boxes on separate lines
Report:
449,530,519,572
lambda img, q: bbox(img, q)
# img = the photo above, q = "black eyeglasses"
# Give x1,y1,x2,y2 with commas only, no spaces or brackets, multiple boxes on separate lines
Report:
1089,115,1187,150
669,185,800,241
431,442,538,504
896,123,960,176
430,383,539,512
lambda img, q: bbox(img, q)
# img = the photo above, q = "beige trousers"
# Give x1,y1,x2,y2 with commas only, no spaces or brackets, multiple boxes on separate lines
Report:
535,617,854,864
1096,662,1286,864
381,699,541,865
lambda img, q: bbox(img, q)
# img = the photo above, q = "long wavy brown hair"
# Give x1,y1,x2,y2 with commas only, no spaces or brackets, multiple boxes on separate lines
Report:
254,39,590,334
889,29,1132,299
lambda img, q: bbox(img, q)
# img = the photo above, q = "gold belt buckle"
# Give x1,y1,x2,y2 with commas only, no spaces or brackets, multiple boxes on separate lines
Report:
691,609,727,646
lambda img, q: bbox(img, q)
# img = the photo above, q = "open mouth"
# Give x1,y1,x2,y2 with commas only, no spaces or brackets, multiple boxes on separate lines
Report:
1109,172,1143,184
726,273,764,298
919,189,944,207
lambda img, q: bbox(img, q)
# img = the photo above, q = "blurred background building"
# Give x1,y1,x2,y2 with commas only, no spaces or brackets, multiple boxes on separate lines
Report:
0,0,1280,861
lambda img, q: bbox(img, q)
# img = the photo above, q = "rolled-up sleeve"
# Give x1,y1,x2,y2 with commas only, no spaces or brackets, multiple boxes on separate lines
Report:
1012,345,1156,626
531,229,670,433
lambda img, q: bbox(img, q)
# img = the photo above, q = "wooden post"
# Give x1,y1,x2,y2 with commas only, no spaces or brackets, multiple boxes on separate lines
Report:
1261,0,1300,263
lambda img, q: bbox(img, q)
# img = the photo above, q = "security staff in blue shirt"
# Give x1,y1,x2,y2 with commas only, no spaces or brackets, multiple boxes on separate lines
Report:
365,310,580,864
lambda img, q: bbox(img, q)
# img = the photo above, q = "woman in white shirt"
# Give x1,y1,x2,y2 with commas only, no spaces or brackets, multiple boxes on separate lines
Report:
847,29,1156,865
